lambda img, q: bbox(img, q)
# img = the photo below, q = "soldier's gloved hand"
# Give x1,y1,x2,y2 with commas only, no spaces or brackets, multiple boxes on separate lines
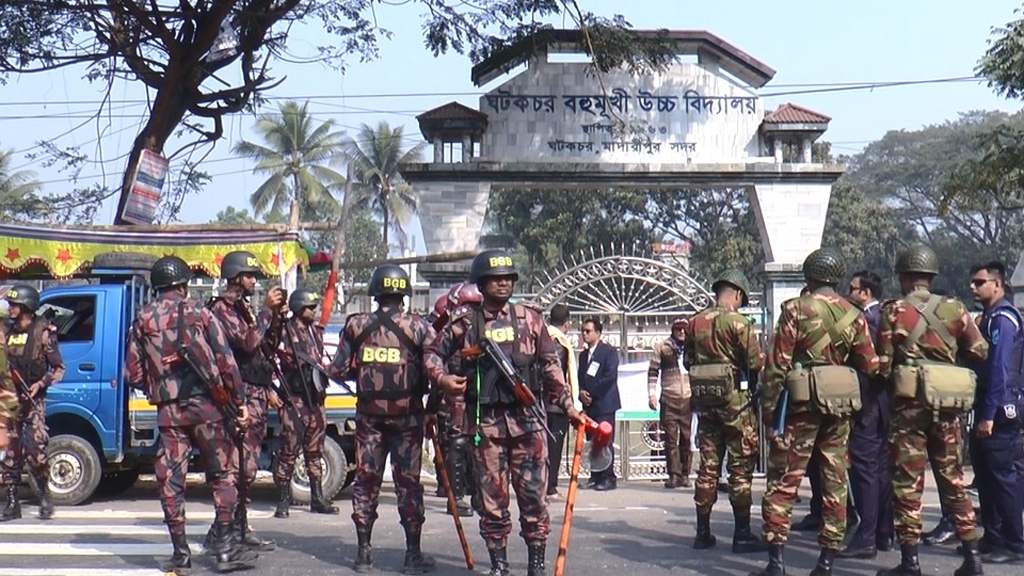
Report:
439,374,467,395
264,287,285,310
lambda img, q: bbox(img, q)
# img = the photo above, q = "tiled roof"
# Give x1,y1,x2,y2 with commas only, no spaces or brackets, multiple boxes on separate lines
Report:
762,103,831,124
416,101,488,121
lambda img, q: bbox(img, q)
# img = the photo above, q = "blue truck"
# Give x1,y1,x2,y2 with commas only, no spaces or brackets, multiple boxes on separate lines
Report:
0,223,358,506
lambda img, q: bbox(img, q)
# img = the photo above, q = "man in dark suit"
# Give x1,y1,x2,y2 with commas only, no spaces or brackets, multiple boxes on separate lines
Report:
578,318,620,491
839,270,895,559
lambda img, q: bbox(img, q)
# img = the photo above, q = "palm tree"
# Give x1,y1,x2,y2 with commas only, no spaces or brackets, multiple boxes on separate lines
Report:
344,122,425,249
233,101,347,227
0,148,44,221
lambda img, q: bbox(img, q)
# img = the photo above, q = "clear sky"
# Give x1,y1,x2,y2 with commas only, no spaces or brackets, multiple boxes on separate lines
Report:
1,0,1022,252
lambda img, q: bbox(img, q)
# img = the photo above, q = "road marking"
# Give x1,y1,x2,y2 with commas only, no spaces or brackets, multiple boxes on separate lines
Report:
0,523,212,536
51,509,273,520
0,542,202,556
0,570,171,576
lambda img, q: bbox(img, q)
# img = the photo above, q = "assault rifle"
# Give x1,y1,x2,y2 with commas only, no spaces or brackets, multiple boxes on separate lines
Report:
8,367,41,412
460,338,556,443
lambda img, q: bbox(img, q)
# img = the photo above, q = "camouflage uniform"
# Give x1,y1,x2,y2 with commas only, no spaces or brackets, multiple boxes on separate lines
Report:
685,304,764,551
878,294,986,540
273,315,333,510
329,264,436,574
425,249,579,576
648,335,693,488
1,307,64,521
753,249,879,576
0,341,18,429
125,256,256,573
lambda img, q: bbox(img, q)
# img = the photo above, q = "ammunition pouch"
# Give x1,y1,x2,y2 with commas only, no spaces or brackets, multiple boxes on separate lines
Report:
785,368,812,403
892,366,919,399
916,360,976,412
688,363,736,407
808,365,861,416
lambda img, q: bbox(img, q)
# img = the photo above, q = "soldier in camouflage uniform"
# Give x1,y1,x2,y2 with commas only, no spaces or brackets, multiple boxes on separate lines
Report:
273,288,339,518
425,250,584,576
125,256,257,574
206,250,284,551
648,316,694,490
1,285,64,522
0,305,20,454
329,265,436,574
684,270,765,554
875,244,988,576
752,248,880,576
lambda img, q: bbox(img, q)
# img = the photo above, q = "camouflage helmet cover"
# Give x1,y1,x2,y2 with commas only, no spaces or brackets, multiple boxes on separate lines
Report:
711,269,752,306
894,243,939,275
802,247,846,285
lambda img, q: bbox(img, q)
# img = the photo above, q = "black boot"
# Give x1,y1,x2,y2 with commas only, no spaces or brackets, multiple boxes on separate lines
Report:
809,548,835,576
732,509,767,554
354,526,373,573
0,485,20,522
160,532,193,574
953,540,984,576
208,521,258,573
486,546,510,576
34,474,53,520
309,479,339,515
274,481,291,519
792,513,822,532
527,543,546,576
401,525,436,574
693,509,717,549
235,506,275,551
748,543,786,576
876,544,922,576
923,517,956,546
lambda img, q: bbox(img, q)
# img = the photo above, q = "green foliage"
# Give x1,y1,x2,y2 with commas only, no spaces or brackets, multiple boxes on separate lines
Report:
977,7,1024,99
0,148,45,222
210,206,257,226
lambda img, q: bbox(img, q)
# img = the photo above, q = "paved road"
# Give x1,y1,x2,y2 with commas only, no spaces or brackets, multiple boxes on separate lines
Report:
0,475,1017,575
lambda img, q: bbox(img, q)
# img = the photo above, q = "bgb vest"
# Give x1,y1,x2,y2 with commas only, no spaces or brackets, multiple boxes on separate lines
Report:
5,320,48,388
351,309,427,416
466,304,542,408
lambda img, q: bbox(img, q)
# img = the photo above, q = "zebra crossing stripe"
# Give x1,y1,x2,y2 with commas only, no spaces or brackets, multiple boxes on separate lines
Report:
0,523,211,536
0,542,201,556
0,570,170,576
51,509,274,520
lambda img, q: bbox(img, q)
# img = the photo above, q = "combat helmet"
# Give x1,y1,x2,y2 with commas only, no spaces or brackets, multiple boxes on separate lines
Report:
220,250,262,280
469,250,518,284
894,243,939,275
288,288,320,311
711,269,751,306
368,264,411,297
151,256,193,291
802,248,846,285
4,285,40,313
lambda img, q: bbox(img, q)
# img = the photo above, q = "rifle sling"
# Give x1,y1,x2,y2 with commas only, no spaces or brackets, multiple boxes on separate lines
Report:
901,294,954,359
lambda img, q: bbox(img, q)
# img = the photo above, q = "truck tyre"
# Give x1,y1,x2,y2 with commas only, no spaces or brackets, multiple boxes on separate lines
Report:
287,436,347,505
92,251,159,271
96,468,141,497
44,434,103,506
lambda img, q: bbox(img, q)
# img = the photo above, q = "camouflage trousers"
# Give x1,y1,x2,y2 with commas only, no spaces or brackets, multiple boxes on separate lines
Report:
474,421,550,548
661,394,693,485
1,402,48,484
762,409,851,550
156,417,238,535
694,394,758,514
238,385,270,502
889,398,978,545
273,396,327,483
351,413,425,531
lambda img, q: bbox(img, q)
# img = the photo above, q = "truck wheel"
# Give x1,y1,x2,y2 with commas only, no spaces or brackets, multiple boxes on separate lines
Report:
91,251,159,270
289,436,347,505
96,468,141,497
44,435,103,506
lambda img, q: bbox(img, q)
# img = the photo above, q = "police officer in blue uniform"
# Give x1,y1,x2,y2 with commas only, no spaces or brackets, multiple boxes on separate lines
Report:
968,260,1024,564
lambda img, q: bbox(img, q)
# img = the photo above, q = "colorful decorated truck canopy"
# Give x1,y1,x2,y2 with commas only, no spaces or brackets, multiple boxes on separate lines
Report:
0,223,310,280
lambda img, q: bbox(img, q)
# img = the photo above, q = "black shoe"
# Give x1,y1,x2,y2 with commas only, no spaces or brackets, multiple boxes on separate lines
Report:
34,474,53,520
0,485,20,522
791,514,821,532
876,544,922,576
234,507,275,552
837,545,878,560
717,482,729,493
447,496,473,517
809,548,835,576
526,543,546,576
309,480,340,515
354,526,373,573
209,521,258,573
953,540,984,576
732,510,767,554
160,532,193,574
593,479,617,492
486,546,510,576
400,526,435,575
748,543,786,576
958,538,999,555
664,479,681,489
693,510,717,550
922,517,956,546
273,481,290,519
983,547,1024,564
877,536,895,552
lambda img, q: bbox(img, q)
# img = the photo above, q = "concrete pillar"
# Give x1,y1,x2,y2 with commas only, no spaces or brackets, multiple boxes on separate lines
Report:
773,137,784,163
801,138,813,163
415,180,492,254
433,138,443,163
462,135,472,162
747,181,834,329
